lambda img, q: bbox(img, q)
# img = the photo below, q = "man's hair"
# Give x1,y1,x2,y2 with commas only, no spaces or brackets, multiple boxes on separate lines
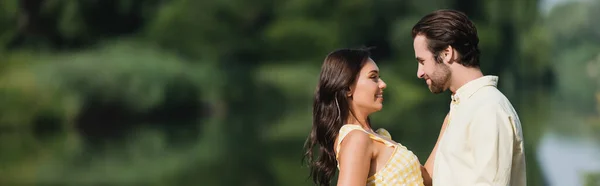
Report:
412,9,480,67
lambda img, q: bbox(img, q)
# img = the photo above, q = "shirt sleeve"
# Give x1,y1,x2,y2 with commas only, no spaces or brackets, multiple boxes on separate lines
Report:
467,103,515,186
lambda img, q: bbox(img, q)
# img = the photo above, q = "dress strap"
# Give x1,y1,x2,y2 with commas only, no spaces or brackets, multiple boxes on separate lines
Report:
335,125,396,158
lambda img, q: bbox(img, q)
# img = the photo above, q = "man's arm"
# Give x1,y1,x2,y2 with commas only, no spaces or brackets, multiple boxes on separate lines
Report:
468,104,514,186
422,112,450,184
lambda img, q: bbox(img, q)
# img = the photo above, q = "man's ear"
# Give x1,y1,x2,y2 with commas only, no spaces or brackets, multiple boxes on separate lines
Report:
442,46,454,64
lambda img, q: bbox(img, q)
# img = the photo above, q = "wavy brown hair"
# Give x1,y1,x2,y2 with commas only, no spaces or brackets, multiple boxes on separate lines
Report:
303,48,372,186
411,9,480,67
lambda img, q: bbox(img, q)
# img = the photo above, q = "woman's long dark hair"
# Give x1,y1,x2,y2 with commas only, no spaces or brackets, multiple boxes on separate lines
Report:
303,48,372,186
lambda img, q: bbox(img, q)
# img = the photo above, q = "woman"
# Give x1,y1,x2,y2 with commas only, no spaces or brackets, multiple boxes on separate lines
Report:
303,48,431,186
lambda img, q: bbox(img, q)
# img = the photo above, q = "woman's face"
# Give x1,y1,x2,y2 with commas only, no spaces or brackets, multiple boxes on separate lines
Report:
348,59,387,116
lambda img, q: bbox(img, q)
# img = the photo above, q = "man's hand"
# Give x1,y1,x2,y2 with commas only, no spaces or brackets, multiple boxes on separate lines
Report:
421,165,432,186
423,112,450,179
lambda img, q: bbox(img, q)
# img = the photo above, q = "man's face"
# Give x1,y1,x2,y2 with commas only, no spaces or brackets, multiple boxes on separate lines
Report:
413,35,451,94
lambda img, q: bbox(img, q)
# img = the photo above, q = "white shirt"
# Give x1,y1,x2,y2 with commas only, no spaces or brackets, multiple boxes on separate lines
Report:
432,76,527,186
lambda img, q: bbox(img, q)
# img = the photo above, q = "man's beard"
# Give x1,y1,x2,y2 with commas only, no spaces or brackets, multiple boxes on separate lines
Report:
428,63,451,94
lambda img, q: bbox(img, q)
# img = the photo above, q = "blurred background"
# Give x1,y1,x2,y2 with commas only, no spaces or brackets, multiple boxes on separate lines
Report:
0,0,599,185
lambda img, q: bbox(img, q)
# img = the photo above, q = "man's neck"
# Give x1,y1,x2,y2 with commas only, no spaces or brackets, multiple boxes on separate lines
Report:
449,67,484,94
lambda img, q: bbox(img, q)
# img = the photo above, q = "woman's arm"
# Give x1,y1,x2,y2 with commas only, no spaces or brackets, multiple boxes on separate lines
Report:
336,130,373,186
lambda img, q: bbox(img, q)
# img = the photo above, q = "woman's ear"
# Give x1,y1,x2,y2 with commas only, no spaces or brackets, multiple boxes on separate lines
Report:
346,87,353,97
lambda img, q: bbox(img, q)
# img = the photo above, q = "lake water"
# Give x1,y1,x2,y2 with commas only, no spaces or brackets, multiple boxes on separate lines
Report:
538,131,600,186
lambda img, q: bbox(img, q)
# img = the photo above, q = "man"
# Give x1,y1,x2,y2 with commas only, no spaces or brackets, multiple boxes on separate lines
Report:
411,9,527,186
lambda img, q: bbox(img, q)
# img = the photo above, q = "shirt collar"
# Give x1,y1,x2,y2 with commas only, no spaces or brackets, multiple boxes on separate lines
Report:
450,75,498,104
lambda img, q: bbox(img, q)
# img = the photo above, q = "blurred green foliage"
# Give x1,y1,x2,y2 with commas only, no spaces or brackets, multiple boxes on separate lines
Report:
585,172,600,186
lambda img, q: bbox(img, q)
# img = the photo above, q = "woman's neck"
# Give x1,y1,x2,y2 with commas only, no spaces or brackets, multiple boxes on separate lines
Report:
346,114,371,130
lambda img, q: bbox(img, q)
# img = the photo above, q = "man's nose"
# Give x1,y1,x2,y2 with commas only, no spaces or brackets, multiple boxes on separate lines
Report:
417,66,425,79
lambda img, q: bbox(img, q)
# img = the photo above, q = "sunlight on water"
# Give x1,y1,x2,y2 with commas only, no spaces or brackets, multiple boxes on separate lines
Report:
538,132,600,186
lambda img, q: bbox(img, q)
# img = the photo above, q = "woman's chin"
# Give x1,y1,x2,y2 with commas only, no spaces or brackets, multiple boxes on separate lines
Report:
373,104,383,112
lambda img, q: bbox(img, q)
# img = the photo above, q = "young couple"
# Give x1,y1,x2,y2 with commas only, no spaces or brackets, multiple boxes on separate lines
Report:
304,9,527,186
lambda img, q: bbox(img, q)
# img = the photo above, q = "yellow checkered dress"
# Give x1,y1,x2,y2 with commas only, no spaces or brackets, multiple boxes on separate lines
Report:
335,124,424,186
